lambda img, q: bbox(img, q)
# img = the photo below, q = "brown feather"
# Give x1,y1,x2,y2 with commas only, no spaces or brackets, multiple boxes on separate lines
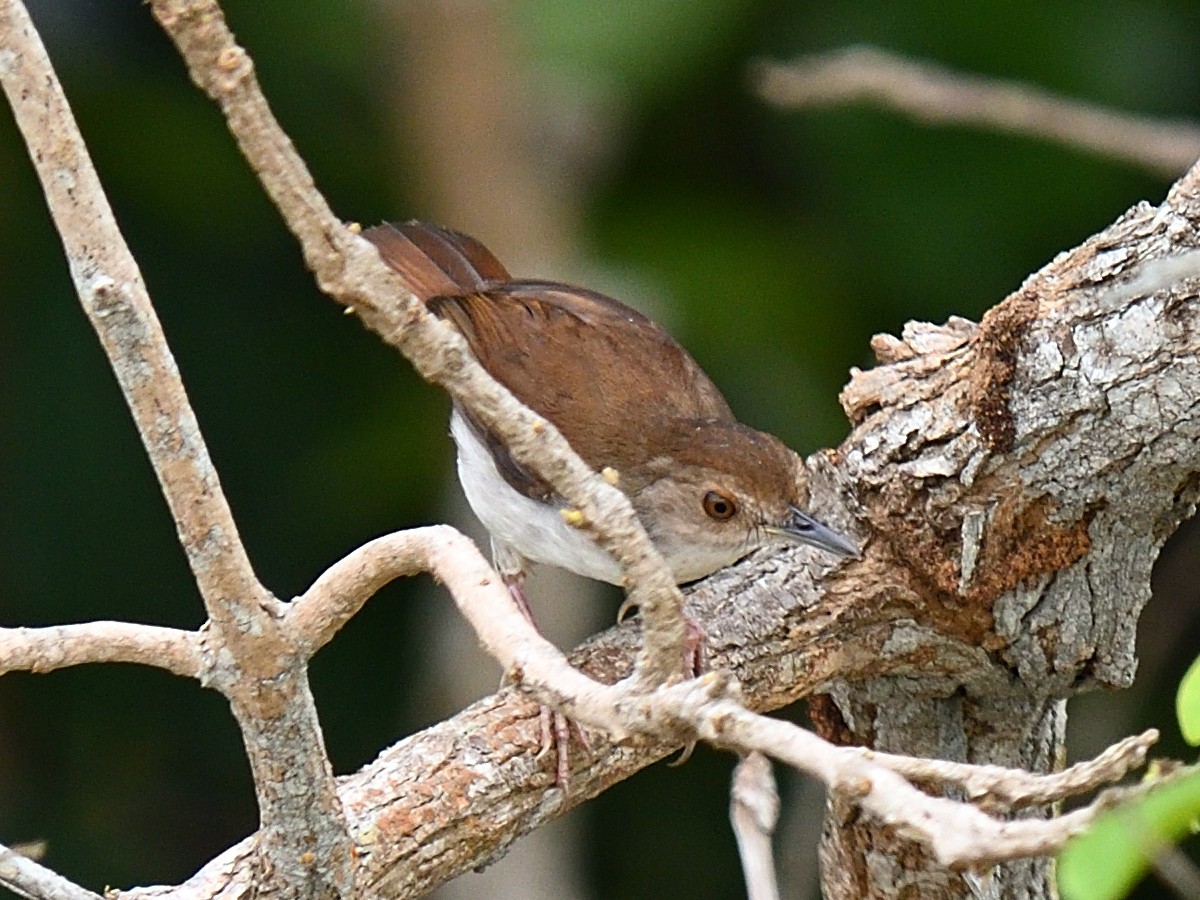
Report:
364,221,738,501
362,220,509,297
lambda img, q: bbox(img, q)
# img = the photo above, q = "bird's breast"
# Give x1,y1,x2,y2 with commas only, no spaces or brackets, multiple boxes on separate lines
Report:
450,409,624,585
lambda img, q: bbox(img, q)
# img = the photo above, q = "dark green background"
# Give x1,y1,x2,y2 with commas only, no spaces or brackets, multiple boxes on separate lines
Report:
2,2,1198,897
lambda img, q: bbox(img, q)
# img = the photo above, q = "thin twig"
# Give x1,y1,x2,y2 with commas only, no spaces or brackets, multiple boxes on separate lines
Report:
0,842,102,900
0,622,202,678
753,46,1200,178
288,526,532,661
860,729,1160,807
706,701,1115,869
289,527,638,736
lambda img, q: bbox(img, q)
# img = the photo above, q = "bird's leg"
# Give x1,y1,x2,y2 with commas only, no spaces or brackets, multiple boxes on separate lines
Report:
493,541,579,790
494,539,536,633
501,566,536,625
683,615,707,678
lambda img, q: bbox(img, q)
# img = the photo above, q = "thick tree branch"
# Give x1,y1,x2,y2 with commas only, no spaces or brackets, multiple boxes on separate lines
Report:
810,164,1200,896
753,46,1200,177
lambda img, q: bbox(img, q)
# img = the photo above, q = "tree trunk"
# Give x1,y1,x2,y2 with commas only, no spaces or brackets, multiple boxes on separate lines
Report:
809,183,1200,896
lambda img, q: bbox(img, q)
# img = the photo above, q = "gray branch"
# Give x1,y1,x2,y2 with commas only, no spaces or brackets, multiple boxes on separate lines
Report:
3,2,1199,899
755,45,1200,177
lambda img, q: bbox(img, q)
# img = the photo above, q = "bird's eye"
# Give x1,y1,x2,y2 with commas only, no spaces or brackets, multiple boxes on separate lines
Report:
702,490,737,521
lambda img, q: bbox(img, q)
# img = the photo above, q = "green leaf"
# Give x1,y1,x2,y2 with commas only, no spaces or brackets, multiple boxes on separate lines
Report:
1058,771,1200,900
1178,654,1200,745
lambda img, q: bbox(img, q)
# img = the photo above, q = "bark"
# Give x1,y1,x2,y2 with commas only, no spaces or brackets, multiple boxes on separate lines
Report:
5,0,1199,895
813,182,1200,896
351,182,1200,898
125,173,1200,899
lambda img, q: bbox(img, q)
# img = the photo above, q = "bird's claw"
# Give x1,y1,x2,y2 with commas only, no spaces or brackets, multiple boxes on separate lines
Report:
537,705,590,791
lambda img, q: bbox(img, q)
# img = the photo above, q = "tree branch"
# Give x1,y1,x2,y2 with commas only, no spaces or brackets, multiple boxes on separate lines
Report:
753,46,1200,177
0,842,103,900
285,526,624,726
858,729,1159,808
0,2,353,895
128,526,1156,898
146,0,689,686
730,753,782,900
0,622,202,679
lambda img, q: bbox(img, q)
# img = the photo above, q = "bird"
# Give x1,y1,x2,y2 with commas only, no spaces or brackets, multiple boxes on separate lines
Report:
363,220,857,782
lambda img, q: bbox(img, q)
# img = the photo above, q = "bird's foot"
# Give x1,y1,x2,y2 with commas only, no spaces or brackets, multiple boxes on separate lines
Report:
502,571,588,792
506,575,536,624
668,616,707,766
683,614,707,678
617,601,706,766
537,706,591,790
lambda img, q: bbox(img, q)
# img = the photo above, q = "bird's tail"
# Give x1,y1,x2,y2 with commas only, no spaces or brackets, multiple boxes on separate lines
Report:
361,220,510,301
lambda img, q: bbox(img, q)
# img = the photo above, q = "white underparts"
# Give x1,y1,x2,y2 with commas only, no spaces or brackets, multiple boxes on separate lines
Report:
450,409,624,585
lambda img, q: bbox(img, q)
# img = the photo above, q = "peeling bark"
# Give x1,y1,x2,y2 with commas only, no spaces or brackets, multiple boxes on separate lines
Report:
123,183,1200,899
7,0,1200,893
814,188,1200,896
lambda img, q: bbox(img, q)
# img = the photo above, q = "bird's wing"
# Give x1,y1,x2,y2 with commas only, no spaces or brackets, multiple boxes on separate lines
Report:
364,221,736,500
430,284,735,474
363,220,510,297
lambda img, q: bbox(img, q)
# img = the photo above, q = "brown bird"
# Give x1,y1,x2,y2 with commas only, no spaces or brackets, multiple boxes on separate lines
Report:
364,221,856,780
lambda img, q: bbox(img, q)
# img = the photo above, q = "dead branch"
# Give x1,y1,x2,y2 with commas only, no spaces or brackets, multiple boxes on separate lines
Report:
0,623,201,678
858,729,1159,808
2,1,1199,899
754,45,1200,177
0,841,102,900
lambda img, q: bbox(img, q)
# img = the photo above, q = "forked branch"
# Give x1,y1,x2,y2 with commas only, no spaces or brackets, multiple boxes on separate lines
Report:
2,2,1198,899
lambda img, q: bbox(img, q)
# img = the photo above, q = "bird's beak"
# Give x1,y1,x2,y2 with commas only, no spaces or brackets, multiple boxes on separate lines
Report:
767,505,860,559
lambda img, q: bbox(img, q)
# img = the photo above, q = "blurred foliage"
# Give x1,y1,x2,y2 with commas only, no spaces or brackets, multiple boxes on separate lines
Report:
1058,658,1200,900
1058,769,1200,900
1179,654,1200,745
2,1,1200,898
